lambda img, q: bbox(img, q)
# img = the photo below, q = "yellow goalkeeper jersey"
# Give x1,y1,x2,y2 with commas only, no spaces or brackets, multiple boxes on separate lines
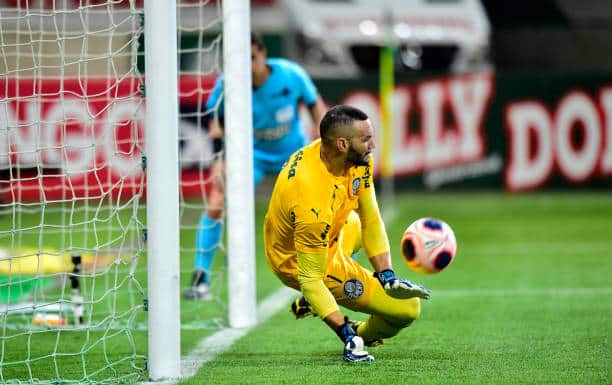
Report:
264,139,390,288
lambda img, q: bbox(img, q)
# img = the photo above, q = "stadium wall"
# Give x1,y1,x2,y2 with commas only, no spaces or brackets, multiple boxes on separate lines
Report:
2,71,611,203
313,71,612,192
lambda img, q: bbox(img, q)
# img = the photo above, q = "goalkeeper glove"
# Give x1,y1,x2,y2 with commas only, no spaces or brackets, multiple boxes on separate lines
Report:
337,317,374,363
376,269,431,300
290,296,316,319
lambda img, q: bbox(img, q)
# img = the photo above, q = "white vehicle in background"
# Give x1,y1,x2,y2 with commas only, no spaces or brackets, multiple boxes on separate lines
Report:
282,0,491,77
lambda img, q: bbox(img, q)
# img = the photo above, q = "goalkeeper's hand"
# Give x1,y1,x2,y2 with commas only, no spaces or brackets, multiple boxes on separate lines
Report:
376,269,431,300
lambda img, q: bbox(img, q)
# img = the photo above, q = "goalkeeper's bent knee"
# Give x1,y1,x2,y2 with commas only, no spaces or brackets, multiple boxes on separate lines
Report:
374,291,421,322
401,298,421,322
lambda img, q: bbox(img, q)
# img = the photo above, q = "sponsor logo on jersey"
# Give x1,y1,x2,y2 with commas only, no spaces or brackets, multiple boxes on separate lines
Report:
287,150,304,179
275,105,294,123
363,166,371,188
320,223,330,240
254,124,291,140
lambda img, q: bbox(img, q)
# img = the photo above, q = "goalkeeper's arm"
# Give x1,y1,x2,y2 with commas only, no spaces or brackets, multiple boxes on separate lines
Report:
293,212,368,347
357,170,430,300
296,251,338,319
356,171,393,271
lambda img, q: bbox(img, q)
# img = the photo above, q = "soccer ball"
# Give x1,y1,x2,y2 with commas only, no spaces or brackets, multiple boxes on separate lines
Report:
400,217,457,274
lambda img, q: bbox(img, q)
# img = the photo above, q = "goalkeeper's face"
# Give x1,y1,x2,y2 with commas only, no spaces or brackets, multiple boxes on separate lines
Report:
346,119,375,167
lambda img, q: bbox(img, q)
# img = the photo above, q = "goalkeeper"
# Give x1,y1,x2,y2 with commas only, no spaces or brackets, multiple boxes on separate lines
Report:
185,32,325,300
264,105,431,362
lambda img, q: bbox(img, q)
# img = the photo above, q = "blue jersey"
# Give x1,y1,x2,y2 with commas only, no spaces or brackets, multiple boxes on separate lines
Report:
206,58,318,164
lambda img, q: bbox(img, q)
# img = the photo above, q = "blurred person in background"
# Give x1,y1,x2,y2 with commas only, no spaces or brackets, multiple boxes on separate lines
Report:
185,32,326,300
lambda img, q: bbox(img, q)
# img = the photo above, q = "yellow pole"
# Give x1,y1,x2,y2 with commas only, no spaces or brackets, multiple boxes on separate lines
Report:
379,42,395,218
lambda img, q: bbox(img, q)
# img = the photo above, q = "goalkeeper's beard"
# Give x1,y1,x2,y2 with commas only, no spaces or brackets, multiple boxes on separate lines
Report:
347,145,371,167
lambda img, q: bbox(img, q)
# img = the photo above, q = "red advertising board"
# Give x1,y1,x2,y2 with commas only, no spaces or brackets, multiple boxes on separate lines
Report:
0,76,216,202
2,72,611,203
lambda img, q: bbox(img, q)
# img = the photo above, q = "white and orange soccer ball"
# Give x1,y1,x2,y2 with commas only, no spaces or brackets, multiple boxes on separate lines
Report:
401,217,457,274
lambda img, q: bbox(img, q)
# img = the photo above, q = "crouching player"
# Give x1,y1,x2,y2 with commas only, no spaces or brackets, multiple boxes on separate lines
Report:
263,105,431,362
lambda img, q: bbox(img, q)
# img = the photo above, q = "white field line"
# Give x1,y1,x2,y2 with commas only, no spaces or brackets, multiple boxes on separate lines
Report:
140,286,298,385
140,285,610,384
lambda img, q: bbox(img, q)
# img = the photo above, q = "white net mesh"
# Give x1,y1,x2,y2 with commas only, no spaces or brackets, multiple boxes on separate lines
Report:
0,1,225,382
175,0,226,330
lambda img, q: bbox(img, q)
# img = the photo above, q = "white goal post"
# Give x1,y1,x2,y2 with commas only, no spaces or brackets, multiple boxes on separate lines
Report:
144,1,181,381
222,0,257,330
145,0,256,380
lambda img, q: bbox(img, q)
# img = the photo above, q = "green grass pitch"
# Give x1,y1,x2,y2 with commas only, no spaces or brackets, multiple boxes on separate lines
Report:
1,192,610,384
182,192,611,385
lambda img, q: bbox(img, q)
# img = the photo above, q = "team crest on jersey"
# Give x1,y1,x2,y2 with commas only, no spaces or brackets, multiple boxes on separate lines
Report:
343,279,364,300
351,178,361,195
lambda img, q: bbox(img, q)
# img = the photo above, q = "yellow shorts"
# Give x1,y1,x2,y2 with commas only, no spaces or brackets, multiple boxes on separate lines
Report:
275,211,420,323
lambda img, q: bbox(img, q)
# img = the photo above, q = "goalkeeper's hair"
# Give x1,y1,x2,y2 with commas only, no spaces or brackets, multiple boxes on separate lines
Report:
320,105,369,146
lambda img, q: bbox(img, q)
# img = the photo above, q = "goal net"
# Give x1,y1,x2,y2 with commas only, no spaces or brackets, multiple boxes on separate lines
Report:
0,1,228,382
